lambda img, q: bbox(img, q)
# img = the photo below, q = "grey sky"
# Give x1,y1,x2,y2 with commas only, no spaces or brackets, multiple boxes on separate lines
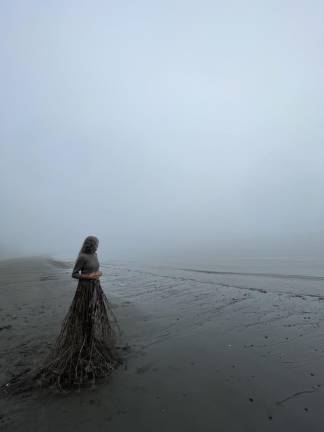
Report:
1,1,324,262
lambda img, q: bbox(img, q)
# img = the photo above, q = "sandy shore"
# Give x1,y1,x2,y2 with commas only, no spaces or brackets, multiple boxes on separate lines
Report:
1,257,324,431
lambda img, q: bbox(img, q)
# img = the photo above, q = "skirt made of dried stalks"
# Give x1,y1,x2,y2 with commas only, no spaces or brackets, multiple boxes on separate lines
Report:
2,280,122,395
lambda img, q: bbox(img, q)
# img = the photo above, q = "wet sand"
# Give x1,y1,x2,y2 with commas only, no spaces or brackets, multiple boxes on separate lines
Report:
1,257,324,431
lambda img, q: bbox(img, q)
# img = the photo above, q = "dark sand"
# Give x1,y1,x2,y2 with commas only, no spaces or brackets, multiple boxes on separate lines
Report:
1,257,324,431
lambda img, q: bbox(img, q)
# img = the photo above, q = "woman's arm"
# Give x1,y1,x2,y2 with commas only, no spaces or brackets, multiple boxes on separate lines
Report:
80,271,102,280
72,255,85,279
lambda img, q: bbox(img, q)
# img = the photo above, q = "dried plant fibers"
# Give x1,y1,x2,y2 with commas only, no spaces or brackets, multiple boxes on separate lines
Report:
1,237,122,395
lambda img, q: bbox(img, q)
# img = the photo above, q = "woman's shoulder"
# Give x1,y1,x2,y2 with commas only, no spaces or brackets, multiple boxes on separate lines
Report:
77,253,89,262
78,252,98,261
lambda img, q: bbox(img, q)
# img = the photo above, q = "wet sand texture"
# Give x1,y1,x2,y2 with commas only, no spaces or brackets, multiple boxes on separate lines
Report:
0,257,324,431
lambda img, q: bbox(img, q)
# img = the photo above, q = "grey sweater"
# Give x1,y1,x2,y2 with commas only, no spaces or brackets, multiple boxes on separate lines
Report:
72,252,100,279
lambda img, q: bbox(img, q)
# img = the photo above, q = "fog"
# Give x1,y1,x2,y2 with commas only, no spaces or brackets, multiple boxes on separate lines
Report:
1,1,324,264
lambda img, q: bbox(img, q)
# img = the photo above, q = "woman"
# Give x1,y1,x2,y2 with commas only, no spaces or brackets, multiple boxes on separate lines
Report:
3,235,122,393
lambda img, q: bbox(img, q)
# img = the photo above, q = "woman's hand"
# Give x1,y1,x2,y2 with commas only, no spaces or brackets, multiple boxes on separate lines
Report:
94,271,102,279
89,271,102,280
81,271,102,280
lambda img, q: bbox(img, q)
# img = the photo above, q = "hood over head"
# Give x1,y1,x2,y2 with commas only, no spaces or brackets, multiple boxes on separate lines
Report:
79,235,99,254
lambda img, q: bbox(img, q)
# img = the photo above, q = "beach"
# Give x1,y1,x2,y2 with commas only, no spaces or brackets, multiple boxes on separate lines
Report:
1,256,324,431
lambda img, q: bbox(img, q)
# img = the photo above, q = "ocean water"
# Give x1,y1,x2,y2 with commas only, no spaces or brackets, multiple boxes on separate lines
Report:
177,256,324,279
103,255,324,301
